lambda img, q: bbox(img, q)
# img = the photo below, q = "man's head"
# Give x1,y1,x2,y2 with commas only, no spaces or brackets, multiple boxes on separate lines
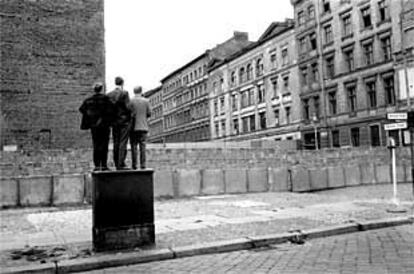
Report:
115,76,124,86
133,86,143,95
94,82,104,93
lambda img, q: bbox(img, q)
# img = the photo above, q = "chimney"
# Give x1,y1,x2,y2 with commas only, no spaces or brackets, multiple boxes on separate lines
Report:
233,31,248,41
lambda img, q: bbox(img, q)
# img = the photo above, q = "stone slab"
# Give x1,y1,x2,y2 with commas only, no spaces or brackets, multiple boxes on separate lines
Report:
291,167,310,192
176,169,201,197
309,168,328,191
376,164,390,183
360,164,376,185
53,174,85,205
344,165,361,186
327,166,345,189
270,167,289,192
154,170,174,198
0,178,18,208
247,168,268,193
19,176,52,206
224,169,247,194
201,169,225,195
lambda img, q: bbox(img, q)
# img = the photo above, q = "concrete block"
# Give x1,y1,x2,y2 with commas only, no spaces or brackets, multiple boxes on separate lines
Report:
19,176,52,206
309,168,328,191
176,169,201,197
270,167,289,192
344,165,361,186
154,170,174,198
360,164,376,185
53,174,85,205
224,169,247,194
0,178,19,207
201,169,225,195
327,166,345,189
291,167,310,192
376,165,390,183
247,168,268,193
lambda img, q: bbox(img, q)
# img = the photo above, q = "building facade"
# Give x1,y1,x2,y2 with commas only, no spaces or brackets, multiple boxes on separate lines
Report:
292,0,412,148
0,0,105,150
208,20,301,142
160,32,252,142
145,86,163,143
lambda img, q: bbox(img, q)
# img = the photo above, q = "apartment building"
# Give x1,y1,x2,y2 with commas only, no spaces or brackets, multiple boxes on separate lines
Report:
291,0,411,148
145,86,163,143
160,32,252,142
208,20,301,141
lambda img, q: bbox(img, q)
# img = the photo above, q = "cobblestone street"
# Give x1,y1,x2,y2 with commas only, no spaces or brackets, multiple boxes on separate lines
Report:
83,224,414,274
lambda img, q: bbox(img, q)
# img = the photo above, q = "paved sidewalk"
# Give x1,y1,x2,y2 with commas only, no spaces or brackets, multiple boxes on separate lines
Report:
1,184,413,270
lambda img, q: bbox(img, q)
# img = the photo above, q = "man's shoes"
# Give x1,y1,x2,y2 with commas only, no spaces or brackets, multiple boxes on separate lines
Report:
140,166,146,170
101,167,111,171
93,167,101,172
132,166,137,170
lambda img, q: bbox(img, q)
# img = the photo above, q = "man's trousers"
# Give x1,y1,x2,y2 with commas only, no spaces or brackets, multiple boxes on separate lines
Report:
91,127,110,170
112,124,130,169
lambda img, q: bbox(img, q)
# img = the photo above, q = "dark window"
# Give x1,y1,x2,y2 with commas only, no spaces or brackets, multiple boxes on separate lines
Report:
342,14,352,36
378,1,389,22
383,76,395,105
215,122,219,137
256,58,264,77
314,96,320,119
381,36,392,61
351,127,360,147
308,5,315,19
258,85,265,103
344,48,354,72
366,82,377,108
303,99,310,120
259,112,266,129
242,117,249,132
328,91,337,115
301,67,308,85
370,125,381,146
230,71,236,86
285,107,291,124
274,109,280,126
246,64,252,80
361,7,372,28
232,94,237,111
363,42,374,65
221,120,226,136
239,67,245,83
388,130,400,146
311,63,319,82
220,96,225,113
282,49,288,65
323,0,331,13
272,78,278,98
214,100,218,116
283,76,289,89
248,88,255,106
324,24,333,44
325,55,335,79
332,130,340,147
249,115,256,131
347,86,357,112
233,119,239,135
310,33,317,50
298,10,305,26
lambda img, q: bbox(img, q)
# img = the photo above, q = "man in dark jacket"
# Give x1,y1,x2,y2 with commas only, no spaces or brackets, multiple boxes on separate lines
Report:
107,77,131,170
79,83,114,171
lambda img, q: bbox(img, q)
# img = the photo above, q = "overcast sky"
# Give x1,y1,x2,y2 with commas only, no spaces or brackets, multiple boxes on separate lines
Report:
104,0,293,93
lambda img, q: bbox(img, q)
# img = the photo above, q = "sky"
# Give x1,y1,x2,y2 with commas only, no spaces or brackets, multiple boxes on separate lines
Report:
104,0,294,93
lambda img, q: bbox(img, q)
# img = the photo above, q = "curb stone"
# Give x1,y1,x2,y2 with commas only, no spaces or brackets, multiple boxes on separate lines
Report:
2,216,413,274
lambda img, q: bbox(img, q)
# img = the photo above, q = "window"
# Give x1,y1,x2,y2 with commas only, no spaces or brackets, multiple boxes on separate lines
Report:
241,91,248,108
370,125,381,146
242,117,249,132
311,63,319,82
343,48,354,72
332,130,340,147
388,130,400,146
363,42,374,65
248,88,255,106
299,37,307,53
282,48,288,65
231,94,238,111
323,0,331,13
283,76,289,89
351,127,360,147
298,11,305,26
324,24,333,44
249,115,256,131
308,5,315,19
221,120,226,136
246,64,252,80
342,14,352,36
274,109,280,126
361,7,372,28
256,58,264,77
314,96,320,119
310,33,317,50
270,51,277,69
219,96,225,113
378,0,389,22
239,67,245,83
285,107,291,124
325,55,335,79
271,78,278,98
215,122,219,137
230,71,236,86
328,91,337,115
301,67,308,85
257,84,265,103
381,36,392,61
233,119,239,135
303,99,310,120
347,85,357,112
366,82,377,108
259,112,266,129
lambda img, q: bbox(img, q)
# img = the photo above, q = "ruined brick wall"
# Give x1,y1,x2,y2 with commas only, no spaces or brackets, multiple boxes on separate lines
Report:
0,0,105,149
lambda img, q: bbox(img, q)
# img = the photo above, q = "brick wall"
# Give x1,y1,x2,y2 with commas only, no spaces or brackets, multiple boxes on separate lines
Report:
0,0,105,149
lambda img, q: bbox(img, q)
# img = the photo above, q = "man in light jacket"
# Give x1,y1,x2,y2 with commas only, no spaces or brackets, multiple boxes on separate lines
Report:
129,86,151,169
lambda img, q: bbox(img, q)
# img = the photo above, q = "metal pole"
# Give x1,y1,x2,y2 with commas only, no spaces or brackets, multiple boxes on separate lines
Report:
411,127,414,196
314,124,318,150
390,138,399,205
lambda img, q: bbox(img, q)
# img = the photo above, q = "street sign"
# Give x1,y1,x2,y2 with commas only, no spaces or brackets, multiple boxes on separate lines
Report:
387,112,407,120
384,122,407,131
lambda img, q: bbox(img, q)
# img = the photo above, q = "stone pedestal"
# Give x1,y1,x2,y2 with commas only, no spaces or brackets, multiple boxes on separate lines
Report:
92,169,155,251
